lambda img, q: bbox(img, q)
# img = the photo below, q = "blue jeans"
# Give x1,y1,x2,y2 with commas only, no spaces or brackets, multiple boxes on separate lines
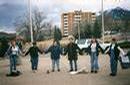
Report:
110,49,118,74
52,59,60,70
90,52,99,71
9,55,17,73
69,60,77,71
31,57,38,70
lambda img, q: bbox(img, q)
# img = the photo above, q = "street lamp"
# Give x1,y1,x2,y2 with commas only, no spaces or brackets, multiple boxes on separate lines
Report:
29,0,34,43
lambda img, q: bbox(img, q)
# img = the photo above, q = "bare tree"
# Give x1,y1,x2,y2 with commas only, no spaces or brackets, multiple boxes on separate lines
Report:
14,9,52,41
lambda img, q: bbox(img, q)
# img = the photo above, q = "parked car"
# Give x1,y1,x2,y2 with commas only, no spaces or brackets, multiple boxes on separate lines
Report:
75,39,110,53
75,39,91,50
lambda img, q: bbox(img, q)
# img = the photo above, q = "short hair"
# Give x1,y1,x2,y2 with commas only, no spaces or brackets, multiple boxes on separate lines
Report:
32,42,36,45
112,38,116,42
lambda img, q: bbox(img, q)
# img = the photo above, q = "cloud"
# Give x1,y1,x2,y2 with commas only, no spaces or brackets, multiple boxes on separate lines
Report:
0,0,130,32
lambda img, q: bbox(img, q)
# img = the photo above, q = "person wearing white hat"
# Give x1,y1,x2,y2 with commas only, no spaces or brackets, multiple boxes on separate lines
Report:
64,35,81,72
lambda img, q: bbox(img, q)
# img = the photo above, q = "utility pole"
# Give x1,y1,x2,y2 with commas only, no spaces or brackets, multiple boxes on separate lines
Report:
29,0,33,43
78,21,80,40
101,0,105,43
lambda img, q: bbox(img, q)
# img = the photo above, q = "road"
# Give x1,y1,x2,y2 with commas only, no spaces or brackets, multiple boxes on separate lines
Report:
0,54,130,85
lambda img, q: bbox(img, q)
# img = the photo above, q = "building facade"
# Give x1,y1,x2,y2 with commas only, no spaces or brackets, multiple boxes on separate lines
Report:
61,10,96,36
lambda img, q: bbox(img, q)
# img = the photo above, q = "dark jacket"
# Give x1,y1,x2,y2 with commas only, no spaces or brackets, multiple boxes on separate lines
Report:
105,43,120,60
64,43,81,60
25,46,42,58
45,45,62,60
87,42,104,56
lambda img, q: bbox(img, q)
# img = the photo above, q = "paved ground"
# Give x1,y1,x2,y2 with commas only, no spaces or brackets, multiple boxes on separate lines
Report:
0,54,130,85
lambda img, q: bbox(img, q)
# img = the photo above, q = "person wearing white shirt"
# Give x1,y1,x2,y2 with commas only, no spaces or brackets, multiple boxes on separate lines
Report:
6,40,21,76
87,38,103,73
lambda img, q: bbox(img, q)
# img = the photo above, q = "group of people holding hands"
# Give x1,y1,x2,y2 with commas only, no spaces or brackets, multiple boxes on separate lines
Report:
6,35,126,77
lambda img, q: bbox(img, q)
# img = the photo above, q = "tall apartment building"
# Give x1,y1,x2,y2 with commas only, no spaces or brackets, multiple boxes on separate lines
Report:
61,10,96,36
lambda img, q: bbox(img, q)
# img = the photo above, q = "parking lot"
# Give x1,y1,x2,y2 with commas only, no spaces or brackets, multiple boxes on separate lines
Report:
0,54,130,85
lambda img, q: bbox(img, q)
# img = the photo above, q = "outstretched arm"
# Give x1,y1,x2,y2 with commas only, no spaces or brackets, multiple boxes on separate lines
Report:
37,47,43,54
76,44,83,55
118,46,125,55
25,48,30,56
44,46,52,54
98,44,104,54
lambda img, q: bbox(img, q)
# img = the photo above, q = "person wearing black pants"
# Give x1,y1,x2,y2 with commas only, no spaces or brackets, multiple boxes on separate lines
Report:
64,35,81,72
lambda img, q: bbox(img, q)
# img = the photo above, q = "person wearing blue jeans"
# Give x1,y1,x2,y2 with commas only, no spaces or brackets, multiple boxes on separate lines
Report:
87,38,103,73
25,42,43,73
44,40,62,72
31,57,38,70
9,55,17,73
52,59,60,71
91,52,99,72
6,40,21,76
105,38,125,76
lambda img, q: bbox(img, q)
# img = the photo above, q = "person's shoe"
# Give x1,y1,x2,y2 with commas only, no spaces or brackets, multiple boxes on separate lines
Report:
110,73,116,76
91,70,94,73
34,68,37,70
75,69,77,71
57,69,60,72
69,69,73,72
52,69,55,72
6,73,12,77
94,71,98,73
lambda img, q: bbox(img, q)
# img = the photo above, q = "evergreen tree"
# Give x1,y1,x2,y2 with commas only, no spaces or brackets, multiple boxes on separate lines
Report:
92,20,102,38
54,26,62,41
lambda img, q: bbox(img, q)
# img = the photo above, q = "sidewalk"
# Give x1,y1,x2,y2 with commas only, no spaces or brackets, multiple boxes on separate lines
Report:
0,54,130,85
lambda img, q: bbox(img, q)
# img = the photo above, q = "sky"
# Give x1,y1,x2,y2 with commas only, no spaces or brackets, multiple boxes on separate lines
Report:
0,0,130,33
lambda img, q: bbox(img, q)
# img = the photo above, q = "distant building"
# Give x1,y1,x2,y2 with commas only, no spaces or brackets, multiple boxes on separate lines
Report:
61,10,96,36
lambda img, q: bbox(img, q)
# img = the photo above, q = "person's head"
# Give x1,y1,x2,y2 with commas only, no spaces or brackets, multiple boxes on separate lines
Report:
53,40,59,46
11,40,16,47
68,35,75,43
32,42,37,46
111,38,116,44
91,38,96,43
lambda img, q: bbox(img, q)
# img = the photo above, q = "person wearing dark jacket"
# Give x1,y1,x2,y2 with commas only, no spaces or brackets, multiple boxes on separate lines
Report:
87,38,103,73
44,40,62,72
105,38,125,76
64,35,81,72
25,42,42,73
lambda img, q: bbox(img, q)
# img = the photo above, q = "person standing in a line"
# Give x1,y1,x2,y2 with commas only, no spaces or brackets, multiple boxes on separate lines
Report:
105,38,125,76
25,42,43,73
64,35,81,72
6,40,22,76
87,38,104,73
44,40,62,72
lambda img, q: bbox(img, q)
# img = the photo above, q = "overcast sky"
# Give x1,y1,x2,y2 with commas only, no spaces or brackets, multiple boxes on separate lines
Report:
0,0,130,32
